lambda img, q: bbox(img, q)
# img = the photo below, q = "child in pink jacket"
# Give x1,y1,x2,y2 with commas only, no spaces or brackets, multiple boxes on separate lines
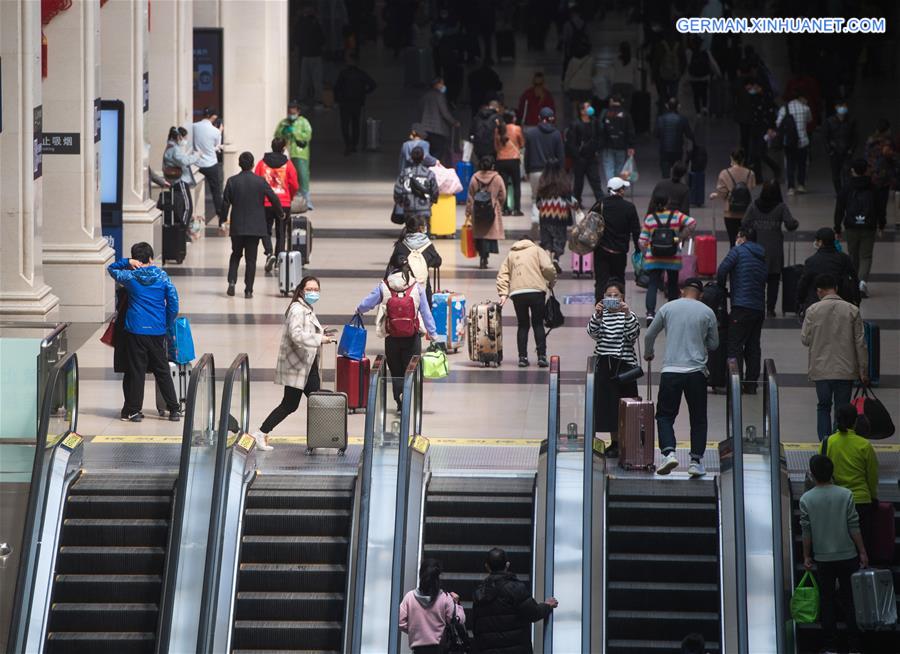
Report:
399,559,465,653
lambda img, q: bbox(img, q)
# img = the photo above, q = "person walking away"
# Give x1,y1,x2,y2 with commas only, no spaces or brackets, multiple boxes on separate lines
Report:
496,237,557,368
648,162,690,215
820,404,880,560
566,101,603,207
824,99,858,195
222,152,284,298
709,148,756,247
389,216,442,305
465,156,506,269
651,33,685,110
251,276,335,451
107,242,181,422
598,93,636,188
394,146,439,231
746,79,780,184
470,100,506,161
297,6,326,107
654,98,694,180
796,228,859,311
608,42,638,109
588,279,640,458
716,227,768,393
467,58,503,117
563,42,594,123
834,159,881,298
535,162,578,263
800,453,867,654
741,180,799,316
162,127,200,227
685,36,721,115
253,138,299,273
517,71,556,127
524,108,565,226
495,111,525,216
775,92,812,194
399,559,465,654
192,107,224,225
865,119,897,244
399,124,438,173
419,77,460,167
800,274,868,440
639,196,697,325
644,278,719,476
471,547,557,654
274,101,314,209
333,53,377,155
592,177,641,302
355,265,439,411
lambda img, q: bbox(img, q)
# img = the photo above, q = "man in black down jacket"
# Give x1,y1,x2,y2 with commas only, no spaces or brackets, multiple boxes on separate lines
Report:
471,548,557,654
797,227,859,311
333,54,377,155
222,152,283,298
591,177,642,302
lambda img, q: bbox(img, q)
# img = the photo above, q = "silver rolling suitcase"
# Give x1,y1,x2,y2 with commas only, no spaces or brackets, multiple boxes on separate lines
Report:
851,568,897,630
365,118,381,151
155,362,191,415
306,344,348,455
467,301,503,367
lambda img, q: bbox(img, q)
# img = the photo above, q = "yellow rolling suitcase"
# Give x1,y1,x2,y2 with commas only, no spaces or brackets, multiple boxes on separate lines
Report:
430,194,457,238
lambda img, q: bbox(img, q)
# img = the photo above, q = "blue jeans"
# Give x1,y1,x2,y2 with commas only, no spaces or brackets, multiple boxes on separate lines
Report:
601,149,628,187
815,380,853,441
656,371,708,459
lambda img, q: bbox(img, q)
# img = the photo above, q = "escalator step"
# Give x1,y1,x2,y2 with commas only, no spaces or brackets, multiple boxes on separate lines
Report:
48,603,158,632
246,490,353,510
65,496,172,520
607,581,719,612
56,546,165,574
236,592,344,621
427,477,535,496
244,509,351,537
424,516,532,544
250,475,356,491
425,494,533,518
71,475,175,495
45,631,155,654
608,477,716,500
238,564,346,593
233,651,339,654
607,639,720,653
607,553,719,584
52,575,162,603
241,536,348,564
61,519,169,546
231,621,342,650
607,525,717,554
423,544,531,573
607,501,717,528
607,610,720,642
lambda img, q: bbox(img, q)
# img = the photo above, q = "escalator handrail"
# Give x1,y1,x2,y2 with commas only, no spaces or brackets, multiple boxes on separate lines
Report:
350,355,386,653
542,355,561,652
763,358,786,653
156,352,215,653
7,352,78,654
197,353,249,654
582,355,596,649
727,358,749,654
387,355,423,653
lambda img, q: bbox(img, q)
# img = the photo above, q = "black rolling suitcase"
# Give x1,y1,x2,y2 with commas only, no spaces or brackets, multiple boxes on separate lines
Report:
631,90,651,134
158,189,187,265
781,235,803,316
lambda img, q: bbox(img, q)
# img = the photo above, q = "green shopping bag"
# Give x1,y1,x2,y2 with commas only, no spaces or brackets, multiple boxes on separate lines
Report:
422,346,449,380
790,571,820,623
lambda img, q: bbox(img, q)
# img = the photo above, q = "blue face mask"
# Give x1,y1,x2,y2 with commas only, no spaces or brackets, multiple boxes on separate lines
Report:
836,106,848,116
439,85,447,94
586,106,596,117
304,291,320,305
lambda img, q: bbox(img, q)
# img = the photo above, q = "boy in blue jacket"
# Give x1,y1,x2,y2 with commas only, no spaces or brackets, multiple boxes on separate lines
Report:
108,242,181,422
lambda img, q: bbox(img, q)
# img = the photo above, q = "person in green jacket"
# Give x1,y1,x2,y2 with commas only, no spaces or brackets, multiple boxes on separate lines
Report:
274,100,313,209
821,403,879,558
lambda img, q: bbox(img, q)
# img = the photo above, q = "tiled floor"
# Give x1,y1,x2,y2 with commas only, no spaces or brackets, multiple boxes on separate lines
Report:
73,14,899,453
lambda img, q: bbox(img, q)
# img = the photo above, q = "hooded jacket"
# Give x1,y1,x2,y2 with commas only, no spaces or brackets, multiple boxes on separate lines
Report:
253,153,299,208
523,122,564,173
399,589,465,648
471,572,553,654
716,240,768,311
356,271,437,339
394,164,439,217
107,260,179,336
389,232,442,285
496,240,557,297
834,174,880,232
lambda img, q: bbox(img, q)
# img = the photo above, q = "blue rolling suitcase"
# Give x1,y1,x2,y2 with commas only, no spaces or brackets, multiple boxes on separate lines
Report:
431,274,466,353
688,170,705,207
455,161,474,204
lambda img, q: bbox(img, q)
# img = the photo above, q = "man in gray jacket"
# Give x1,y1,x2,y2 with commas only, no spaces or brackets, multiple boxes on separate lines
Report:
418,77,460,166
524,107,565,222
644,278,719,477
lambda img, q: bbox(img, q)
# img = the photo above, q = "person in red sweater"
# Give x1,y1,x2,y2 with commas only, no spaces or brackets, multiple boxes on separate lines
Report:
254,137,299,271
517,71,556,127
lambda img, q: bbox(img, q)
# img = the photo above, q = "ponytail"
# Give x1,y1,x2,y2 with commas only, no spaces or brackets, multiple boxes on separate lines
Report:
167,126,180,142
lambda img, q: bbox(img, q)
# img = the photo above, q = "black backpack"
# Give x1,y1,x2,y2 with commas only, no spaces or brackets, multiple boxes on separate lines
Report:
842,187,872,229
726,170,752,214
777,111,799,149
649,212,678,258
472,180,494,225
473,115,498,156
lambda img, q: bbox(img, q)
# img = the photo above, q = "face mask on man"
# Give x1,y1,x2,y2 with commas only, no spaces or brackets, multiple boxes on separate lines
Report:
304,291,320,305
586,106,596,117
288,113,299,121
439,85,447,94
836,106,848,116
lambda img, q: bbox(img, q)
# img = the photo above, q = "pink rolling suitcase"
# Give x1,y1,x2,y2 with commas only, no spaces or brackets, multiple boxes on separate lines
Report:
680,239,698,280
572,251,593,278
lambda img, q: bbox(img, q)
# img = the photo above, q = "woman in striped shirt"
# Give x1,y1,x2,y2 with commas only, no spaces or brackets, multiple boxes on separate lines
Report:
587,279,640,458
535,162,579,262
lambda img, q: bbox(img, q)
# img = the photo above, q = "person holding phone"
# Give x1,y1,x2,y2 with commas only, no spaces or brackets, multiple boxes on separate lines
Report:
587,279,640,458
251,276,335,451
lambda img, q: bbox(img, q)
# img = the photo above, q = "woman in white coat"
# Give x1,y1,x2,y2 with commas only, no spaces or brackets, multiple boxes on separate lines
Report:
252,276,336,450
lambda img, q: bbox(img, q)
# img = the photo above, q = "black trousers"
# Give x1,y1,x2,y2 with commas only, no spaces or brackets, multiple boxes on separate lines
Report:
228,235,261,292
426,133,451,167
724,217,741,248
646,268,679,314
260,358,321,433
656,371,708,458
829,151,850,195
123,333,178,414
495,158,521,212
339,102,363,150
766,272,780,312
690,80,708,113
727,306,765,386
264,206,287,256
198,164,224,223
593,248,627,303
385,334,421,404
573,156,603,206
511,291,546,358
784,145,808,188
539,221,567,259
816,557,861,651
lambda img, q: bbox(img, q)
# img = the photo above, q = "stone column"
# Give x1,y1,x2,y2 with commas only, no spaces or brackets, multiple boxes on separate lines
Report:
100,0,160,251
0,0,60,318
41,0,116,322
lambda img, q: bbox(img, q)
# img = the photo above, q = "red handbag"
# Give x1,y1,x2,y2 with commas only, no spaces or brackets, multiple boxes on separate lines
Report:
100,316,116,347
460,222,476,258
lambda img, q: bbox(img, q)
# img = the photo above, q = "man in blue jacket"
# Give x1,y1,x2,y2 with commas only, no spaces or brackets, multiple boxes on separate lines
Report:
108,242,181,422
716,227,768,393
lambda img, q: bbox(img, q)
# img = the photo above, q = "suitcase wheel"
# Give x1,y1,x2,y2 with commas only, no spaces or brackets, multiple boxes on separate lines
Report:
338,448,346,457
305,447,314,456
176,258,184,264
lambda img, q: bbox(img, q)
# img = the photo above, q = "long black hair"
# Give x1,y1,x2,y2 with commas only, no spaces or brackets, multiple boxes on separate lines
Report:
835,404,858,433
418,558,442,602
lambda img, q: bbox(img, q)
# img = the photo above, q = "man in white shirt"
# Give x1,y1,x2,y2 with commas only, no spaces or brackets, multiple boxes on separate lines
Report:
192,107,225,224
776,94,812,194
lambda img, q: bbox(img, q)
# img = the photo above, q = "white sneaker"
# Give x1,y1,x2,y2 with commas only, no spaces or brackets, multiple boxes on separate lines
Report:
796,184,807,193
688,460,706,477
787,187,796,196
657,452,678,475
252,430,273,451
859,280,868,297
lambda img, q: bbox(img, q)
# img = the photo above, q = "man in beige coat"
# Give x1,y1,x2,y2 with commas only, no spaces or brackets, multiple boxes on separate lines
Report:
800,272,869,441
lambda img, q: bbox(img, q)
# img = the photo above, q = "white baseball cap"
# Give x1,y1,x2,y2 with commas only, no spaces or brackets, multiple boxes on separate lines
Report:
607,177,631,191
